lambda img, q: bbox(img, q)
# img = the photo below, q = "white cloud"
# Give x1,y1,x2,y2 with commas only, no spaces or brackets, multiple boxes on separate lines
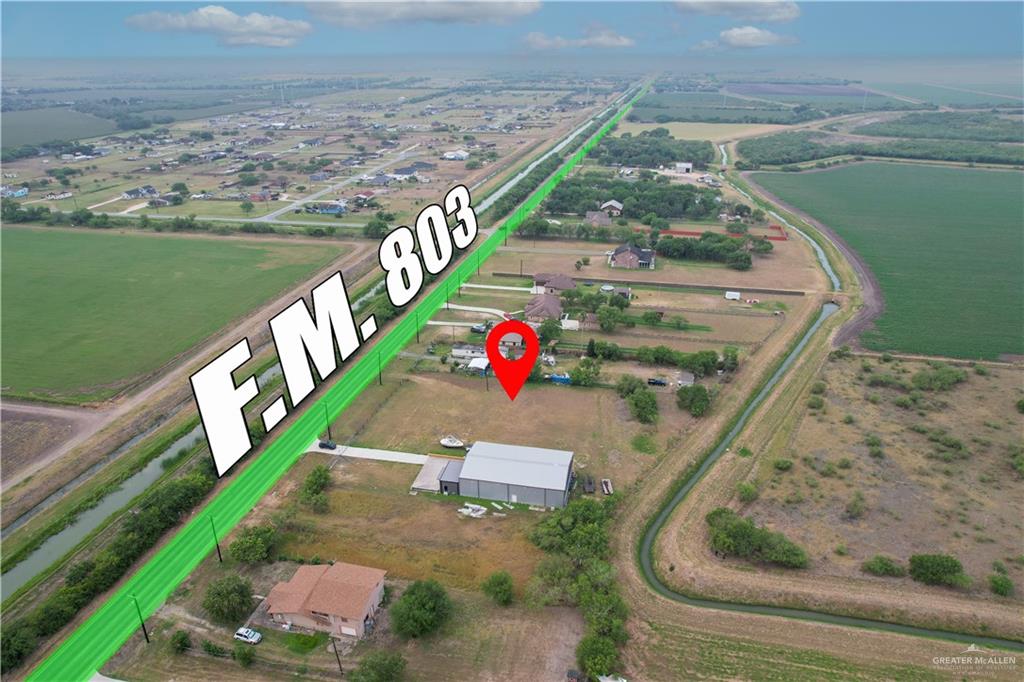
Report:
690,39,721,51
719,25,795,48
524,26,635,50
675,1,800,23
307,1,540,28
125,5,312,47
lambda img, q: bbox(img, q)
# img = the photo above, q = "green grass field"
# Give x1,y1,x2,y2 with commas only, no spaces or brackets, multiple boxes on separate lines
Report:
1,108,117,147
753,163,1024,359
1,229,347,402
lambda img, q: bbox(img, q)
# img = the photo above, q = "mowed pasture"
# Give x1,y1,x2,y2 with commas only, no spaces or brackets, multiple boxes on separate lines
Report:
1,229,348,402
753,163,1024,359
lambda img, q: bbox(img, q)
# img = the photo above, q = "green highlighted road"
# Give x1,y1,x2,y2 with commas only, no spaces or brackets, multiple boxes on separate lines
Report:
27,89,643,681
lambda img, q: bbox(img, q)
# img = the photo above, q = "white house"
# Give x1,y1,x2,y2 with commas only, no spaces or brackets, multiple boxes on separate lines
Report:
675,162,693,173
724,291,741,301
442,149,470,161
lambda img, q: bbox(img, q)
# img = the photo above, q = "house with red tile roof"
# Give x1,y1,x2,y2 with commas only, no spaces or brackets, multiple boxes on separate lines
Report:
267,562,386,638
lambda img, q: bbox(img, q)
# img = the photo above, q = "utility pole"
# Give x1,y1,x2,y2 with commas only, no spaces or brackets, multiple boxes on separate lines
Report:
415,310,420,343
323,403,333,441
209,516,223,562
377,352,382,385
130,595,149,643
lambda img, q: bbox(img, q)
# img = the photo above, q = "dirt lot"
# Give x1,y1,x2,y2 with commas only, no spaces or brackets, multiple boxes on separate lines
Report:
748,357,1024,587
263,455,546,591
327,371,665,491
0,403,100,484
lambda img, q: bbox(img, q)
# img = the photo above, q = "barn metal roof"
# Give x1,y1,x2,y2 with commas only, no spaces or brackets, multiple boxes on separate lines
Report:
459,441,573,491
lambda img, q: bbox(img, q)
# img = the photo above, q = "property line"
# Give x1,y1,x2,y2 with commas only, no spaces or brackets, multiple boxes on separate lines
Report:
26,86,645,682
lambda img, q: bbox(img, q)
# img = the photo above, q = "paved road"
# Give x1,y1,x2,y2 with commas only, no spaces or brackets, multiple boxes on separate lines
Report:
446,303,507,318
461,283,533,293
307,442,427,465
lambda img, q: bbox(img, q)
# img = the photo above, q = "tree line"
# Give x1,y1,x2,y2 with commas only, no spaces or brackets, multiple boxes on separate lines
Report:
591,127,714,169
544,172,720,221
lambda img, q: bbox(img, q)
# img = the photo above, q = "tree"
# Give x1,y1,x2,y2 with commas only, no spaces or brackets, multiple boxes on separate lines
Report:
350,651,407,682
626,387,658,424
569,358,602,387
363,216,389,239
615,374,645,398
576,634,619,679
909,554,970,588
390,580,452,638
481,570,514,606
171,182,189,194
228,525,277,563
538,318,562,342
676,384,711,417
641,310,662,325
240,200,254,214
586,338,597,357
721,346,740,372
233,642,254,668
203,574,253,624
597,305,624,332
1,625,36,673
170,630,192,654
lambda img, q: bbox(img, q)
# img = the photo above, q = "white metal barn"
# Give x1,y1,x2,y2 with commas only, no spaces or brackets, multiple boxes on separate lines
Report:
456,441,574,508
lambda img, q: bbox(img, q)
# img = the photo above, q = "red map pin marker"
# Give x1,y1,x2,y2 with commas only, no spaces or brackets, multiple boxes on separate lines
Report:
485,319,540,401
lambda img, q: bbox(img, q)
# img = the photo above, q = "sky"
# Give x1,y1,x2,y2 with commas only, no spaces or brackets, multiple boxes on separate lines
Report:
2,1,1022,61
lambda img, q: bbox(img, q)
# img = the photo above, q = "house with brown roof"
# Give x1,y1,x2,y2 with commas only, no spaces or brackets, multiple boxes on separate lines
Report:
266,562,386,638
532,273,576,295
600,199,623,216
524,294,563,322
608,244,655,270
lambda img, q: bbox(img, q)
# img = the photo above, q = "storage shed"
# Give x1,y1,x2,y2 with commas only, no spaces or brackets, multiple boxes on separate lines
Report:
458,441,574,508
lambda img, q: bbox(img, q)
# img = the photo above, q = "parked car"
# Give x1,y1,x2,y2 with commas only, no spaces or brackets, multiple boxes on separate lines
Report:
470,321,493,334
234,628,262,645
318,440,337,450
647,378,668,386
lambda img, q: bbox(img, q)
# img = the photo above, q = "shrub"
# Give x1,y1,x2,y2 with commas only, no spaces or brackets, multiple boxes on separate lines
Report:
350,651,407,682
845,491,867,519
390,580,453,638
203,574,254,624
1017,398,1024,414
773,459,793,472
705,508,808,568
301,464,332,512
837,457,853,469
736,482,759,503
170,629,192,654
1,625,37,673
862,555,905,577
842,414,855,424
909,554,970,587
810,381,827,395
911,363,967,391
228,525,277,563
807,395,824,409
989,573,1014,597
202,639,229,657
233,642,255,667
576,634,619,679
481,570,514,606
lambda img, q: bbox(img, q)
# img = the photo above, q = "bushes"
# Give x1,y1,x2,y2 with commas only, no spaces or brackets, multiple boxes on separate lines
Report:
527,498,627,677
569,357,602,387
705,508,808,568
989,573,1014,597
862,555,906,577
233,642,255,668
390,580,453,638
228,525,277,563
481,570,515,606
202,639,229,657
844,491,867,519
1,625,37,673
676,384,711,417
614,374,645,398
576,634,620,679
736,482,759,503
350,651,407,682
911,363,967,391
171,630,192,654
300,464,331,513
203,574,254,624
773,459,793,472
806,395,824,409
909,554,970,588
